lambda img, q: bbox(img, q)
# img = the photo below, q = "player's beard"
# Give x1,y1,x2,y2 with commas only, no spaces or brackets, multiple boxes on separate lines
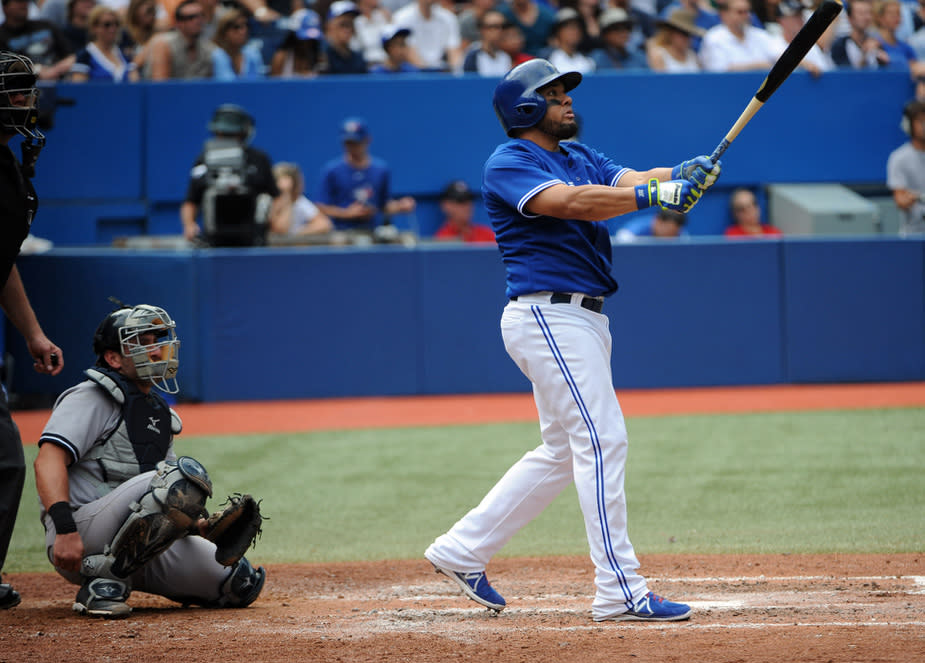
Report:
538,114,578,141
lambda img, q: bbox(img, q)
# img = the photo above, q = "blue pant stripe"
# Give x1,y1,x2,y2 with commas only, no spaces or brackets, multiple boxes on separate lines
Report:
530,306,633,606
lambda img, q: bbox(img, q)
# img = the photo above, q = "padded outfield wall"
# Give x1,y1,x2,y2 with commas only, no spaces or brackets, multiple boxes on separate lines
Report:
8,238,924,403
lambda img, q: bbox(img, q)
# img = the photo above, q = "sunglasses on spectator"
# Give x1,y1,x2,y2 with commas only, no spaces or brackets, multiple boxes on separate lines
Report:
177,11,203,21
482,22,504,29
229,21,247,30
98,20,119,28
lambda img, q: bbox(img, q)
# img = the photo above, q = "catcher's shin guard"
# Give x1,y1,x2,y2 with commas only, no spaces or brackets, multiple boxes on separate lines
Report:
214,557,266,608
84,457,213,580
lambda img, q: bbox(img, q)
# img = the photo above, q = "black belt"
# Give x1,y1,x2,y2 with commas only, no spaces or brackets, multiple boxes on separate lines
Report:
511,292,603,314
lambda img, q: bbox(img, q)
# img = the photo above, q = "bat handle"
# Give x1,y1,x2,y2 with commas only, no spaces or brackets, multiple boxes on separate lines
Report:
710,140,730,165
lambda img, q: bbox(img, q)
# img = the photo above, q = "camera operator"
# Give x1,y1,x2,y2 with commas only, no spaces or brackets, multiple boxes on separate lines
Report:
180,104,279,247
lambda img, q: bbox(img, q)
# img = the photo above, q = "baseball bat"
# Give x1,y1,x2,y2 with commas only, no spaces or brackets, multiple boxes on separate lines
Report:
709,0,843,164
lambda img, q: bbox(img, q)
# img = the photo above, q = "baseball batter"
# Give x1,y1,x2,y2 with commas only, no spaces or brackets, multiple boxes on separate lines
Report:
425,59,721,622
33,304,265,617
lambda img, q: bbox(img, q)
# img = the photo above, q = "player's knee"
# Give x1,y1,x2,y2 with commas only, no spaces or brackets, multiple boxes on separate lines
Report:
106,457,213,578
214,558,266,608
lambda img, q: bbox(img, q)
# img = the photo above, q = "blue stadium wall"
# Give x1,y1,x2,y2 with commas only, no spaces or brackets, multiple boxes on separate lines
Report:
8,238,925,402
5,70,923,402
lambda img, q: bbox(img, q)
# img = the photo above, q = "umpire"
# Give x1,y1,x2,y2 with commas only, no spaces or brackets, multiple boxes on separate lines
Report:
0,51,64,610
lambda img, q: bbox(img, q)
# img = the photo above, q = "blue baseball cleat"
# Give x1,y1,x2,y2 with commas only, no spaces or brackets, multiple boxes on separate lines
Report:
431,564,506,612
597,591,691,622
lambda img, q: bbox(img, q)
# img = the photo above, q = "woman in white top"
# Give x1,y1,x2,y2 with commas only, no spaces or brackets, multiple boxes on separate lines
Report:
647,8,705,73
269,163,333,237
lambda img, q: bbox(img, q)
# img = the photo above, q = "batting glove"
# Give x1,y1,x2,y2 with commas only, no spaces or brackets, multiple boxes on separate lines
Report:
672,156,722,192
635,178,703,213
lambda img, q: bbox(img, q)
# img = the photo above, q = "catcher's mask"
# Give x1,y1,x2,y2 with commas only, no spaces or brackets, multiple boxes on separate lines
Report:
0,51,43,142
93,304,181,394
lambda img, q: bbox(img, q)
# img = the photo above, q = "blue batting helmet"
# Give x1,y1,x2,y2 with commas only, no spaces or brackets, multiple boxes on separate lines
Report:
492,59,582,137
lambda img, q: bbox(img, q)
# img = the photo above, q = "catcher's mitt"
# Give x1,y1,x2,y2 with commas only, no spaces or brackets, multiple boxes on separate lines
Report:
202,493,264,567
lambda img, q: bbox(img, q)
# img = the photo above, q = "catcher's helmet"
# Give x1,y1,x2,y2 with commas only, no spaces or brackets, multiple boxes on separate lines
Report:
93,304,181,394
0,51,43,141
208,104,255,144
492,58,582,137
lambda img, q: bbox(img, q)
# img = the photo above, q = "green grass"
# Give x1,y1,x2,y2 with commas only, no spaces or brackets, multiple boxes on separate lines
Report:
7,408,924,573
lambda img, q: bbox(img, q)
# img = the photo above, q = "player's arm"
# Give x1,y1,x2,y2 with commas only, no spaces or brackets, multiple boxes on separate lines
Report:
526,182,646,221
34,443,84,573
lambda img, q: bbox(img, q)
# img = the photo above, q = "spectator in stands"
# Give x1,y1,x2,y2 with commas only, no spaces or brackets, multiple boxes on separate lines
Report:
498,0,556,57
613,208,689,242
316,117,416,233
646,8,704,72
392,0,462,71
181,104,279,246
71,5,139,81
831,0,890,68
499,19,533,66
211,7,264,79
352,0,389,66
0,0,75,80
458,0,497,51
38,0,72,29
546,7,595,72
370,24,419,72
873,0,925,76
269,162,333,238
886,99,925,236
434,180,495,243
461,9,512,75
321,0,367,74
62,0,95,53
269,8,323,76
770,0,834,75
572,0,604,54
591,7,649,70
143,0,214,79
657,0,719,51
123,0,162,68
725,187,782,238
907,0,925,60
699,0,778,72
609,0,655,53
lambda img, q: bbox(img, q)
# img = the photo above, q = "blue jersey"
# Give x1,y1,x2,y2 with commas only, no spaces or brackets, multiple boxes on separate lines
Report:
317,156,391,230
483,139,626,299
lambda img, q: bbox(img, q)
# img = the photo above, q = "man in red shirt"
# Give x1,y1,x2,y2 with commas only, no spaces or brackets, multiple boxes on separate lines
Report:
434,180,496,243
724,187,782,238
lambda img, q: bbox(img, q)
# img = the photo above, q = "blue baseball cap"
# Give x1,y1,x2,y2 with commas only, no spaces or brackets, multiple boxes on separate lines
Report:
341,117,369,142
328,0,359,20
293,9,322,40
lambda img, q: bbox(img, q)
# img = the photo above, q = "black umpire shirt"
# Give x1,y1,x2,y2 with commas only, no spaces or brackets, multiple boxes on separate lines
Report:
0,142,37,290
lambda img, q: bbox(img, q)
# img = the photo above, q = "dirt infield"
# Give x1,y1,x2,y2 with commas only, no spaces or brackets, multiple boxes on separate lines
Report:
3,384,925,662
2,555,923,663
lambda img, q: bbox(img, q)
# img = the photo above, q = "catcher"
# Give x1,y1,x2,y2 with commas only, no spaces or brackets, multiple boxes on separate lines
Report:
33,303,265,618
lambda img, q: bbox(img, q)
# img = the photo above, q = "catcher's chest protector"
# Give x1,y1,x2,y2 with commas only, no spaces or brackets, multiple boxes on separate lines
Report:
80,368,182,490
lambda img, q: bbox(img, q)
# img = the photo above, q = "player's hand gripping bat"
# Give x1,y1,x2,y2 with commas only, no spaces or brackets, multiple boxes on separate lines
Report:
708,0,844,164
